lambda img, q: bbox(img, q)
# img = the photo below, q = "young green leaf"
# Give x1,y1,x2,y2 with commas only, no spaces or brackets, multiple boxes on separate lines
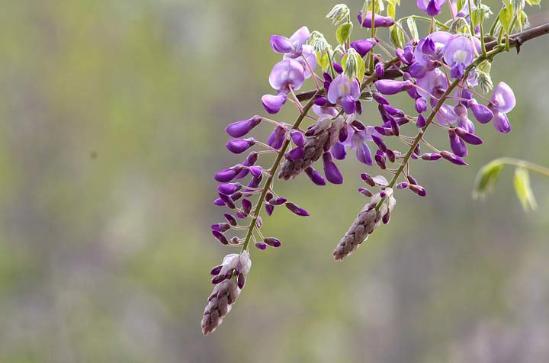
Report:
473,160,505,199
514,167,538,211
406,17,419,42
336,22,353,45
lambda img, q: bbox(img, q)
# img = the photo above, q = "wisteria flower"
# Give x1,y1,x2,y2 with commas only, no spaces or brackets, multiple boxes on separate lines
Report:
443,35,479,78
416,0,446,17
261,59,305,114
344,126,376,165
327,74,360,114
488,82,516,133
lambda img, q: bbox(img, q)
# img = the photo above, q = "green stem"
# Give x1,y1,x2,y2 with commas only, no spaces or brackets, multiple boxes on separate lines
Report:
494,158,549,177
241,92,319,251
369,0,376,73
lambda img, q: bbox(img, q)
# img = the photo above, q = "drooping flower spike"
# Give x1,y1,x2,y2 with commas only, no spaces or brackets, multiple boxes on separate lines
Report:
202,1,548,335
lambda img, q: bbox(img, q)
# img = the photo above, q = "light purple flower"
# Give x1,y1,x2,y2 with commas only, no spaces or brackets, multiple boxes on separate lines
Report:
488,82,516,133
268,59,305,92
416,0,446,17
269,26,310,56
443,35,478,78
327,74,361,114
350,127,375,165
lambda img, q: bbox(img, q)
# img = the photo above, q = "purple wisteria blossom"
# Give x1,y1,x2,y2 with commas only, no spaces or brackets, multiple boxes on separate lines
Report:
203,1,543,335
416,0,446,16
327,74,361,114
488,82,516,133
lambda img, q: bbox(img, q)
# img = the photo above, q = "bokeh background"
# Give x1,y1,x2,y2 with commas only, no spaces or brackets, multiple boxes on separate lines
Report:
1,0,549,362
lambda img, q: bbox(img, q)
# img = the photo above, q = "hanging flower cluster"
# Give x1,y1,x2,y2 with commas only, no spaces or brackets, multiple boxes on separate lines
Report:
202,0,548,334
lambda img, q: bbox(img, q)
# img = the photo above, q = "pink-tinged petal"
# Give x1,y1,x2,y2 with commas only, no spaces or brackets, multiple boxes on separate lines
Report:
270,35,293,54
261,93,287,114
493,112,512,133
490,82,516,113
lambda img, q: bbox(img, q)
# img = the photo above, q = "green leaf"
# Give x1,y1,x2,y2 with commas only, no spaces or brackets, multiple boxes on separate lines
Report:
498,4,514,33
514,167,538,211
526,0,541,5
316,51,330,72
473,160,505,199
406,17,419,42
336,22,353,44
390,24,405,49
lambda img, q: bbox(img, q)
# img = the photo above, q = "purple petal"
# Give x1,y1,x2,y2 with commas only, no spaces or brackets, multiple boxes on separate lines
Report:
322,152,343,184
217,183,241,195
358,11,395,28
305,167,326,186
270,35,294,54
350,38,377,57
490,82,516,113
468,100,493,123
226,116,262,138
262,93,287,114
331,142,347,160
226,138,255,154
285,202,310,217
493,112,512,133
375,80,413,95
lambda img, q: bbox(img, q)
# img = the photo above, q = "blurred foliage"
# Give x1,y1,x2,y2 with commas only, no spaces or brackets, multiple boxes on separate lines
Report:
0,0,548,362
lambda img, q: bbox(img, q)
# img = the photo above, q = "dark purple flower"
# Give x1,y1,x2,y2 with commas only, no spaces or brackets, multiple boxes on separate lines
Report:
358,11,395,28
226,116,262,138
322,152,343,184
285,202,310,217
226,138,256,154
416,0,445,16
217,183,241,195
214,168,239,182
440,150,468,165
374,80,414,95
305,167,326,186
350,38,377,57
264,237,281,247
448,129,467,157
267,126,287,149
467,100,493,123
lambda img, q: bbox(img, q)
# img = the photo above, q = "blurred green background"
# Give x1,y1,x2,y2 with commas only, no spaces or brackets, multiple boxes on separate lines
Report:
1,0,549,362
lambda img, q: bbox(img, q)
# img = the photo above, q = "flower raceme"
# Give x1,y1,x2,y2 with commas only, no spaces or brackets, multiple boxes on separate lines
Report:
201,1,545,335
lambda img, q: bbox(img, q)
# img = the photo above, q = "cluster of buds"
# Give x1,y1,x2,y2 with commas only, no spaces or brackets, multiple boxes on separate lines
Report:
202,0,547,334
202,252,251,334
